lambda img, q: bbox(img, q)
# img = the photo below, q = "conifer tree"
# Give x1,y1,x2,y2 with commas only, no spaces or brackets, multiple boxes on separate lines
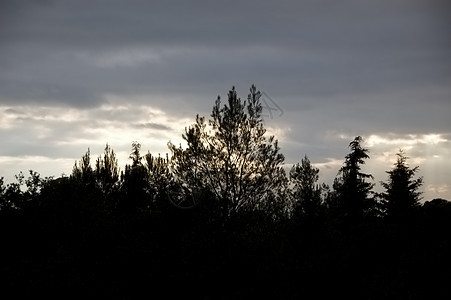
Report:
169,85,287,219
380,150,423,218
330,136,375,221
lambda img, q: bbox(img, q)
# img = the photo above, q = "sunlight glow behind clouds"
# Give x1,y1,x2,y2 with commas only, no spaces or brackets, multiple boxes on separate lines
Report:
305,131,451,201
0,100,192,184
426,183,450,198
366,133,448,148
0,101,450,201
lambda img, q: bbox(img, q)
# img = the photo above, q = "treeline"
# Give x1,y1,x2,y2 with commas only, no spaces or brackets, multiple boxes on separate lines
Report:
1,86,450,298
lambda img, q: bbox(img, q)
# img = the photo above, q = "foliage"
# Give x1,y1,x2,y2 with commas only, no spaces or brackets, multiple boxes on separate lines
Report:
0,171,51,212
169,85,287,219
143,151,173,212
328,136,375,222
71,148,94,184
95,143,120,196
290,155,326,219
379,149,423,218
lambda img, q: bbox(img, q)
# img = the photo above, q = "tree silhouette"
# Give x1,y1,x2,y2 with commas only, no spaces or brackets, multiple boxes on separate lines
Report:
290,155,325,219
0,171,49,212
143,152,173,212
95,144,120,196
1,85,450,298
0,177,6,211
71,148,94,185
379,150,423,218
92,144,121,214
329,136,375,222
120,142,151,214
169,85,287,220
0,174,23,212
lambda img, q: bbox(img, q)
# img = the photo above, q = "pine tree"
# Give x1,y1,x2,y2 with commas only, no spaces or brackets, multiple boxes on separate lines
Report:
330,136,375,222
380,150,423,218
169,85,287,219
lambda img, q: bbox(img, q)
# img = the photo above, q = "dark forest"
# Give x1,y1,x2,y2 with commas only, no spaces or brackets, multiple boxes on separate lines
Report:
1,86,450,299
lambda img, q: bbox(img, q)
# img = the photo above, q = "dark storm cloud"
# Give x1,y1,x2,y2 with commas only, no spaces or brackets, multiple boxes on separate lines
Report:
2,0,450,108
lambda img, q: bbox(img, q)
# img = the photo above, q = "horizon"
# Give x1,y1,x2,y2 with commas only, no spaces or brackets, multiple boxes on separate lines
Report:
1,0,450,200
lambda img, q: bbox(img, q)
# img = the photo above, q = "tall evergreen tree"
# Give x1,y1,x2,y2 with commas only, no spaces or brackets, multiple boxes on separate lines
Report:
290,155,324,219
169,85,287,219
379,150,423,218
330,136,375,221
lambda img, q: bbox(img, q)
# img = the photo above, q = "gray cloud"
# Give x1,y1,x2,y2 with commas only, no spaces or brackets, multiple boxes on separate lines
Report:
2,0,450,104
136,122,171,131
0,0,450,199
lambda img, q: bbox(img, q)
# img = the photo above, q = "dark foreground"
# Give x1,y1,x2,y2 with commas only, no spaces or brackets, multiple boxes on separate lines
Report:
1,196,451,299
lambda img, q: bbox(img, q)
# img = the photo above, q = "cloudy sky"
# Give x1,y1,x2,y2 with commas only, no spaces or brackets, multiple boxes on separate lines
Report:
1,0,450,200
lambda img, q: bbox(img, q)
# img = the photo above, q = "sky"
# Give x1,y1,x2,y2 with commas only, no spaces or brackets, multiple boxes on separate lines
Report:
1,0,450,201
